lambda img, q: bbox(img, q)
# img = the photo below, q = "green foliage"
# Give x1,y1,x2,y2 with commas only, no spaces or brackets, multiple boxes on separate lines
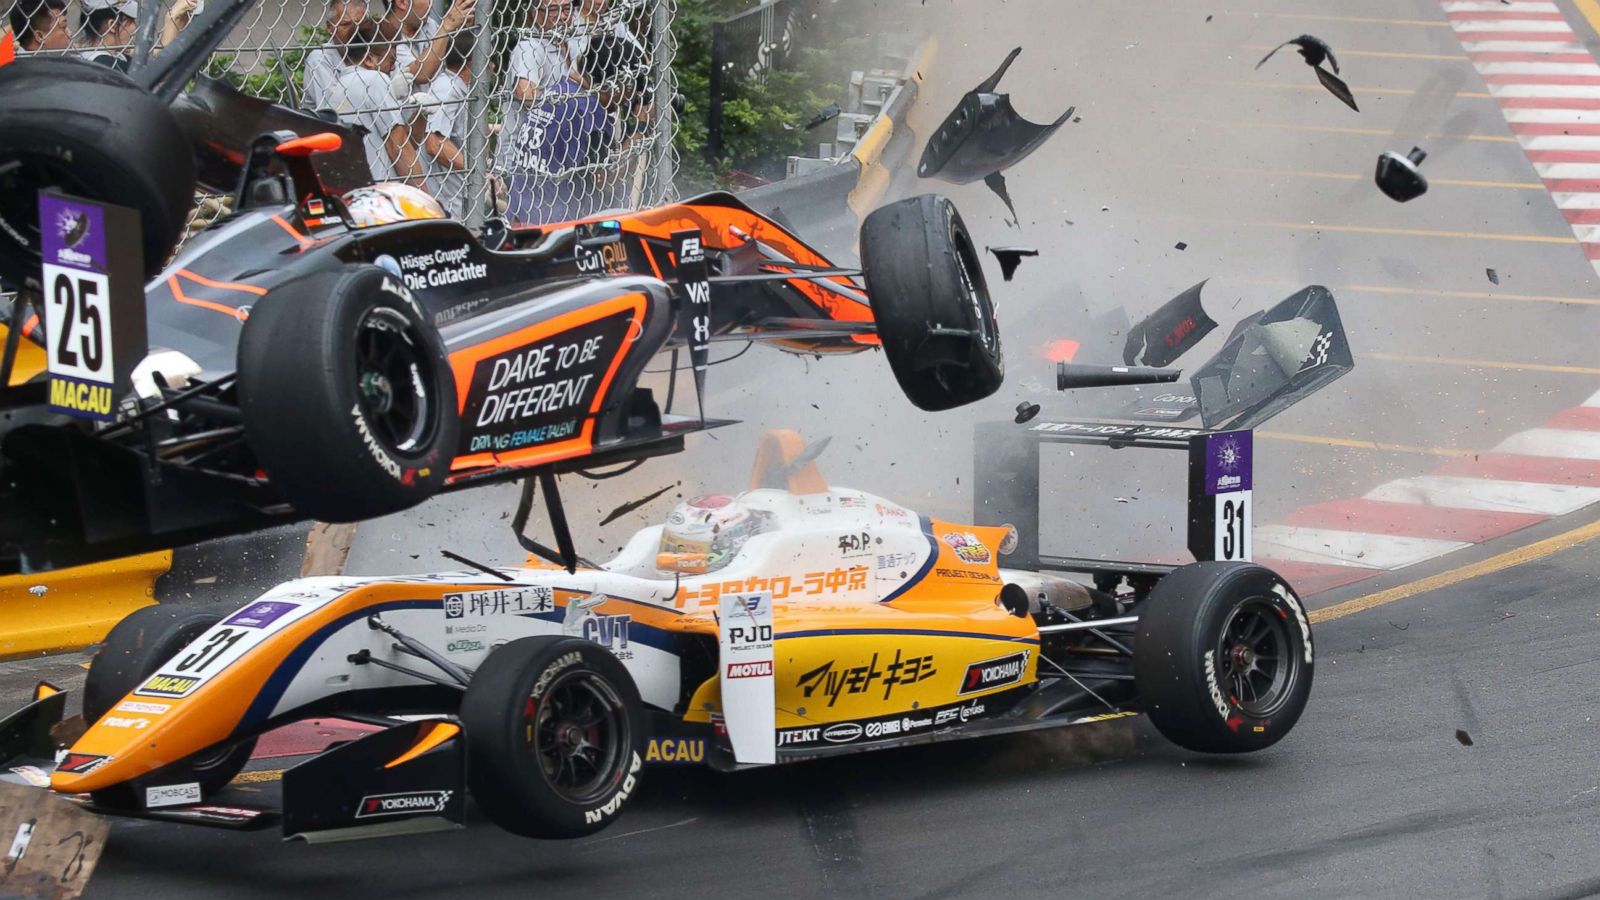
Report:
672,0,876,191
203,28,318,103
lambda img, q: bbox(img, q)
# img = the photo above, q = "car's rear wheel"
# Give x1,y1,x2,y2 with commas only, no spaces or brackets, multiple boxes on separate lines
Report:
84,605,256,808
1133,562,1314,753
460,636,646,838
860,193,1003,411
238,265,458,522
0,57,195,288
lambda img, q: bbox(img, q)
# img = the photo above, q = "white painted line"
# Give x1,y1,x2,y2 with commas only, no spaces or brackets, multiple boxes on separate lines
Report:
1478,62,1600,75
1253,526,1468,570
1460,40,1587,52
1520,135,1600,151
1366,475,1600,516
1451,20,1576,33
1495,428,1600,459
1505,108,1600,123
1534,163,1600,179
1492,83,1600,98
1444,1,1559,10
1571,224,1600,241
1584,388,1600,407
1552,192,1600,208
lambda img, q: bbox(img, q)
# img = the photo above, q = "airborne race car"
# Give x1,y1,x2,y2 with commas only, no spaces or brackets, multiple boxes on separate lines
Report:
0,34,1002,575
0,429,1315,841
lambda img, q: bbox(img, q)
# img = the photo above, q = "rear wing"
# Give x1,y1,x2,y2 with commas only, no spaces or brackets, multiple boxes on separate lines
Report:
974,421,1253,584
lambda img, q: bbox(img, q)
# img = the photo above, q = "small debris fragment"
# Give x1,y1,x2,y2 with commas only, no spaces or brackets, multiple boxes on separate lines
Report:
1174,241,1187,251
1014,401,1041,424
1257,35,1359,112
28,585,46,597
1455,729,1474,747
1486,267,1499,285
988,246,1038,281
600,483,677,527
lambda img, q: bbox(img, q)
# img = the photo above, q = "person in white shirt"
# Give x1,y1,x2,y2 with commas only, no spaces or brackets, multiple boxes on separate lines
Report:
382,0,475,91
567,0,642,66
420,30,473,214
324,24,423,183
301,0,368,112
76,0,137,71
493,0,571,173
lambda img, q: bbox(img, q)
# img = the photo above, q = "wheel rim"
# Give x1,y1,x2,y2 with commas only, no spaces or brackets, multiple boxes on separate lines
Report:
523,670,630,806
354,307,435,454
1215,598,1299,718
0,154,98,261
948,220,998,354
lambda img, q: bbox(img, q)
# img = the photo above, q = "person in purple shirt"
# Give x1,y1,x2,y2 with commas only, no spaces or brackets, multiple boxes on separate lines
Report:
503,75,607,226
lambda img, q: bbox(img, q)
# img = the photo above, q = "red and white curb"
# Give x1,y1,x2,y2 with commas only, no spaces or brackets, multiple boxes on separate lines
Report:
1257,389,1600,594
1442,0,1600,272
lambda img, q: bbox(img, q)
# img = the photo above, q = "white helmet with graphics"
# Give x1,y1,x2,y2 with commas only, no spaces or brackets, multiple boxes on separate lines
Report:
657,494,762,575
342,182,447,229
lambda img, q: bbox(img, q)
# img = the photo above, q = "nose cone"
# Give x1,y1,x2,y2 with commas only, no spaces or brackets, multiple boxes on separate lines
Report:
1375,148,1429,202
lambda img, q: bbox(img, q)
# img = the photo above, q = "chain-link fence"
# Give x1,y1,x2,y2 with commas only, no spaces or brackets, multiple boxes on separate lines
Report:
6,0,678,227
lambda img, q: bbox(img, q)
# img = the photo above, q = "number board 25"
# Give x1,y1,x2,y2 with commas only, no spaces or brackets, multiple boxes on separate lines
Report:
36,191,146,422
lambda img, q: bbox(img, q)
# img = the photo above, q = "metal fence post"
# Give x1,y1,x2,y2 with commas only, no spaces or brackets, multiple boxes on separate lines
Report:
707,22,725,164
460,21,494,226
133,0,161,68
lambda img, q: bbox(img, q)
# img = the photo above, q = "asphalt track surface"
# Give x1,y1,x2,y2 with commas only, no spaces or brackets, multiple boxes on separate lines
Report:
11,0,1600,896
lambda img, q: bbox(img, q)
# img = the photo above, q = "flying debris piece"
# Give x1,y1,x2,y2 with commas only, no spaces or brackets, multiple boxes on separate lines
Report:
984,172,1019,226
1375,147,1429,202
440,550,514,582
1191,285,1354,429
1455,729,1474,747
1486,267,1500,285
599,483,676,527
1174,241,1188,251
988,246,1038,281
1014,401,1041,424
804,102,841,130
1256,35,1359,112
918,46,1075,218
771,436,833,483
1122,280,1219,368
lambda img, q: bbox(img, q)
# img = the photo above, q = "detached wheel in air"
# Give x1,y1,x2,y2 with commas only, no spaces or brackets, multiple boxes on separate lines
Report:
84,605,256,807
1133,562,1314,753
860,193,1003,411
238,265,458,522
460,636,647,838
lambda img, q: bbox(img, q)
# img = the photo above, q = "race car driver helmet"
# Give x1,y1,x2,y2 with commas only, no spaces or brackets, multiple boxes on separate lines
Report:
341,183,447,229
657,495,762,575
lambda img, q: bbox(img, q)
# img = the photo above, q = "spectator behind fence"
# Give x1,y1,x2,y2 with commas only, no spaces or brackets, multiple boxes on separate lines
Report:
324,23,423,183
77,0,136,71
503,72,606,226
493,0,570,175
383,0,474,92
420,29,473,214
301,0,367,112
159,0,200,47
574,32,648,210
567,0,642,66
10,0,70,52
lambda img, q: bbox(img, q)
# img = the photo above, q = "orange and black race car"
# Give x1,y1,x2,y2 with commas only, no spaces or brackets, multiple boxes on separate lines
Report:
0,32,1001,575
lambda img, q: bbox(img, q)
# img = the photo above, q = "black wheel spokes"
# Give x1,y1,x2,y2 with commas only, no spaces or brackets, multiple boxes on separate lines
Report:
1219,599,1298,719
527,671,627,805
353,310,432,454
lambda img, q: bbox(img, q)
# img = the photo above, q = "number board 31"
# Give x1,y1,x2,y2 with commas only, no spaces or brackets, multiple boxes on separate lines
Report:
36,191,146,422
1187,430,1252,563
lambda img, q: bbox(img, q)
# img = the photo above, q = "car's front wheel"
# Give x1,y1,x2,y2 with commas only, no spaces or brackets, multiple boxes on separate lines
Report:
460,636,647,838
1133,562,1314,753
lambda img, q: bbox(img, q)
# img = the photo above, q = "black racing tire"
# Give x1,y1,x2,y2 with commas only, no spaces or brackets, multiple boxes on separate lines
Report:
461,636,647,839
0,57,196,288
1133,562,1314,754
238,265,458,522
860,194,1003,411
84,605,256,807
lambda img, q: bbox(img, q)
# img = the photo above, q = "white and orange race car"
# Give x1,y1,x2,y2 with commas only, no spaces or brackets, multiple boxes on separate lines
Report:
0,429,1314,842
